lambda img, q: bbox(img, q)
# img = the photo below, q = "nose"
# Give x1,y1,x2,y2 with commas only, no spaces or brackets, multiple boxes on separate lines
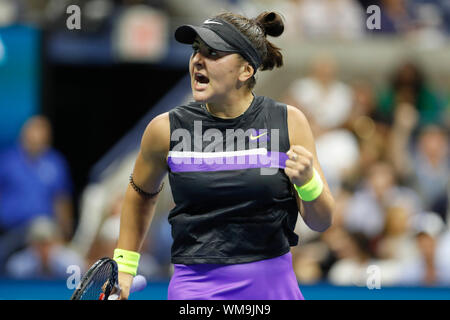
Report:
191,50,205,68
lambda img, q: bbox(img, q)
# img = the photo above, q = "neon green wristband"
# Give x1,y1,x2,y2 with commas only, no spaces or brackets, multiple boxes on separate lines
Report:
294,168,324,202
113,248,140,276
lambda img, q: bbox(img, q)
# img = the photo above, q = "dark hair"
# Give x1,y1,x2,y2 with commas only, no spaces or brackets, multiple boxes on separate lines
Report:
392,61,425,94
214,11,284,89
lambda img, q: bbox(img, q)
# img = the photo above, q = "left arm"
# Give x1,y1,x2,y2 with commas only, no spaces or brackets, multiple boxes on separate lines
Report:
285,105,335,232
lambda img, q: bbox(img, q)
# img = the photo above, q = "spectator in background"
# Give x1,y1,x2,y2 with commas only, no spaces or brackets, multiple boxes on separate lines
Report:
343,79,391,185
375,206,419,262
5,217,85,279
284,54,354,131
377,61,444,127
414,231,439,286
388,103,449,222
408,1,448,49
395,212,446,286
294,0,365,40
376,0,416,34
346,80,378,128
314,125,360,193
413,126,449,220
0,115,74,271
320,193,403,287
327,231,372,286
343,161,423,238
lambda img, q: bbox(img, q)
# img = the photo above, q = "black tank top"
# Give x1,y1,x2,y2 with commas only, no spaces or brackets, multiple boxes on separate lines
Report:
167,95,299,264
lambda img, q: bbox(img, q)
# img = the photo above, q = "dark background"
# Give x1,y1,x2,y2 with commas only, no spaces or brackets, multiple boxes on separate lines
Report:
40,52,187,221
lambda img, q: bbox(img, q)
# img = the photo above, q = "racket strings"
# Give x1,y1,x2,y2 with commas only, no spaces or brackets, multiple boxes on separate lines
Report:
79,263,114,300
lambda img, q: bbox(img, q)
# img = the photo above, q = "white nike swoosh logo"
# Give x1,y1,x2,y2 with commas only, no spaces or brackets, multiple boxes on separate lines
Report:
203,19,222,25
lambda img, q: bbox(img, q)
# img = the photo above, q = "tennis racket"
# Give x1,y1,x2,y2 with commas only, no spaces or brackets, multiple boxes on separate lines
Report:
70,257,147,300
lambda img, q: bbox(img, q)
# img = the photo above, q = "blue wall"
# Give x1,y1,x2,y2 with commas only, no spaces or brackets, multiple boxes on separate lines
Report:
0,25,39,151
1,279,449,300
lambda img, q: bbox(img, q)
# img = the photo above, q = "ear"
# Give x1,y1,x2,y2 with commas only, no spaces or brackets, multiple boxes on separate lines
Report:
238,62,254,82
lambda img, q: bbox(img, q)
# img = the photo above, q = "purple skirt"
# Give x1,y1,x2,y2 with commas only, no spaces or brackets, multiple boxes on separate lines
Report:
168,252,304,300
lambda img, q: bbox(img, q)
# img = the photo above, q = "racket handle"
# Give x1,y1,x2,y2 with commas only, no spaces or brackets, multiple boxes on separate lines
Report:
108,275,147,300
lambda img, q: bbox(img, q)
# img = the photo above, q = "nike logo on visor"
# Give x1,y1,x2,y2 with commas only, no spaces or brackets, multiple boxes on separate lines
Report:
203,19,222,25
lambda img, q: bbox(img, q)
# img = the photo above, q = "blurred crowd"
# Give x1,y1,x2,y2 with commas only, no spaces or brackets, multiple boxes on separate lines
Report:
0,0,449,289
281,54,449,287
1,0,450,43
0,116,81,278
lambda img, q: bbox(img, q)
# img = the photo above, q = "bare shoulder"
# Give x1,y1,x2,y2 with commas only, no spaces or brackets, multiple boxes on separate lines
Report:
140,112,170,160
286,104,314,146
286,104,309,123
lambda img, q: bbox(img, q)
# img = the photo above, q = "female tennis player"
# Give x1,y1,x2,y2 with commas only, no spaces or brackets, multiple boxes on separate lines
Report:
113,11,334,300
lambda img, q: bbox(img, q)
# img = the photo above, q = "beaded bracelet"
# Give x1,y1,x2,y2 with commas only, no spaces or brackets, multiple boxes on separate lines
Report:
129,174,164,199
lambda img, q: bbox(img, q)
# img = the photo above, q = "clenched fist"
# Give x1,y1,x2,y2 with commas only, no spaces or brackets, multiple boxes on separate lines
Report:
285,145,314,187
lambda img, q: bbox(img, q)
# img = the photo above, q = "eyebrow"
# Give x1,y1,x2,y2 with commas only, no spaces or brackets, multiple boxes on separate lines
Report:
193,38,208,49
192,38,231,58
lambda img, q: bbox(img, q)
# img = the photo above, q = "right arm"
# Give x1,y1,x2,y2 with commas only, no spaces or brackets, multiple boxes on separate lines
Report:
116,112,170,299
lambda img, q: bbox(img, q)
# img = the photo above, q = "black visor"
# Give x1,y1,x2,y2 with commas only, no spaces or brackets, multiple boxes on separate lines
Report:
175,18,262,72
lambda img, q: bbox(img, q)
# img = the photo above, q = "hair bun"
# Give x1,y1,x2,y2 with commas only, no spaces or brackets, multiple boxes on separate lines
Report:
256,11,284,37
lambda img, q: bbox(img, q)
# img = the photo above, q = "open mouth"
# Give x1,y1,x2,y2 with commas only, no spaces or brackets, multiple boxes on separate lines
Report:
194,73,209,84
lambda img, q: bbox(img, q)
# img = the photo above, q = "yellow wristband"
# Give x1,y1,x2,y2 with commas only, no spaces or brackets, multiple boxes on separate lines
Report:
294,168,323,202
113,248,140,276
